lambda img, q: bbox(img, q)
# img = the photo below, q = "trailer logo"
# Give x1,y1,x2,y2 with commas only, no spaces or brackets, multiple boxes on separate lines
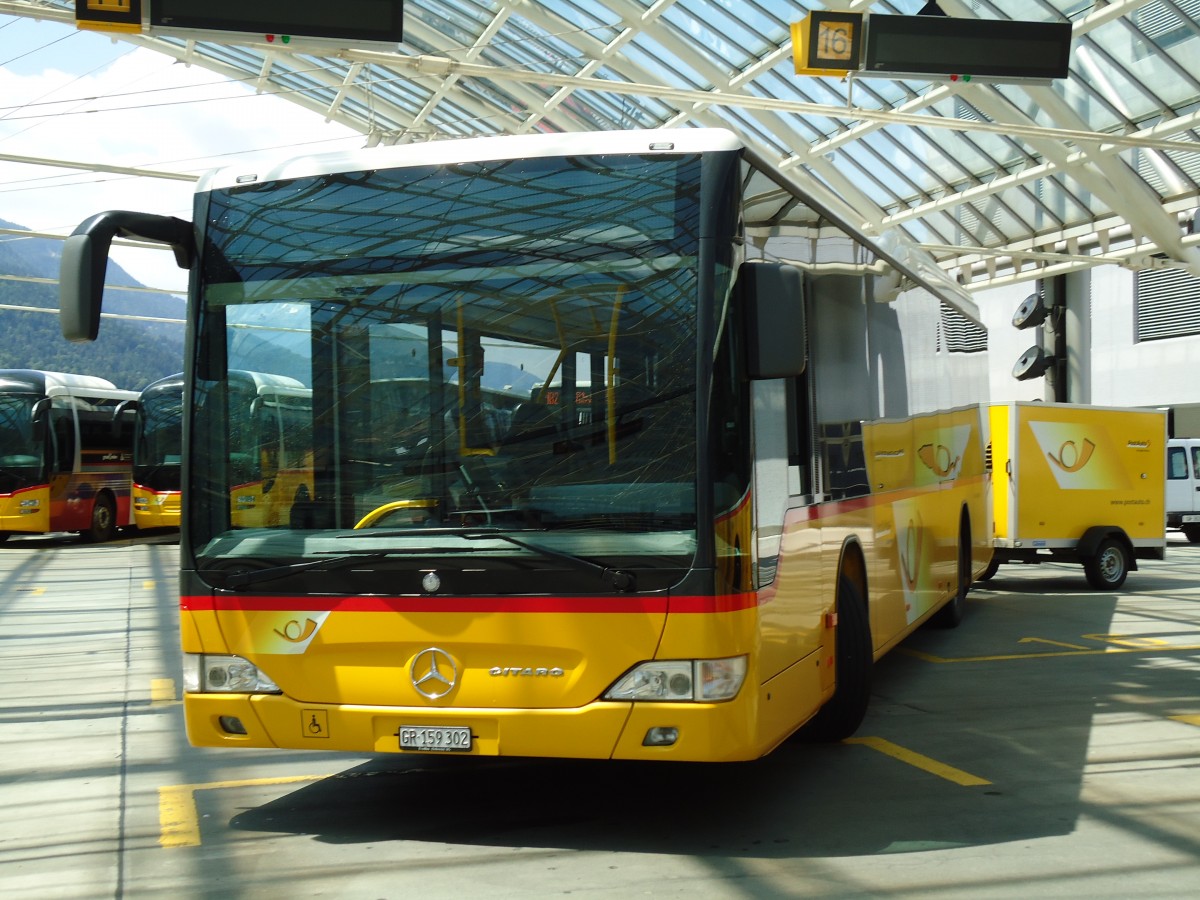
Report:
1045,437,1096,473
1027,421,1130,490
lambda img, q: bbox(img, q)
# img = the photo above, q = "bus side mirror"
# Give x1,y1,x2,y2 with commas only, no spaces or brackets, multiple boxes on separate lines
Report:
59,211,195,342
740,261,806,379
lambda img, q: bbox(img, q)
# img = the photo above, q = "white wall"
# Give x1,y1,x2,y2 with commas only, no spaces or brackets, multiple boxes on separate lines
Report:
976,266,1200,418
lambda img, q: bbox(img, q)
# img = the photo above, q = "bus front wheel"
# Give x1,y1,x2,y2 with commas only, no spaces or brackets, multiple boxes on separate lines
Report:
800,573,872,742
84,493,117,543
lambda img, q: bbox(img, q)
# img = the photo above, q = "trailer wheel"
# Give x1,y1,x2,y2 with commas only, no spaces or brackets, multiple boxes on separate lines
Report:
1182,526,1200,544
800,573,872,742
1084,537,1129,590
83,493,117,543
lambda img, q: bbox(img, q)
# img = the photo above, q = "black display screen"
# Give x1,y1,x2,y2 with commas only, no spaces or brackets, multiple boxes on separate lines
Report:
150,0,403,43
865,16,1071,80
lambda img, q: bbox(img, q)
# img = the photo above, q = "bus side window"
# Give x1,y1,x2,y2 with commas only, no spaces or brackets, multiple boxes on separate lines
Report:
786,374,813,497
51,408,74,474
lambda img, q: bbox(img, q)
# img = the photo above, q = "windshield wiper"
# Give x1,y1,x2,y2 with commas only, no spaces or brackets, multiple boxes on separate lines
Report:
468,529,637,593
218,552,391,589
344,526,637,593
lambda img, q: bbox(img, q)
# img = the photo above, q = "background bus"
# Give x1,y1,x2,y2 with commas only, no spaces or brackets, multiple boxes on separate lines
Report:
223,370,313,529
60,128,990,762
0,369,137,543
132,373,183,530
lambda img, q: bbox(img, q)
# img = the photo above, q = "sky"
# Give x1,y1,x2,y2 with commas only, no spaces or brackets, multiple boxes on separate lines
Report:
0,13,363,292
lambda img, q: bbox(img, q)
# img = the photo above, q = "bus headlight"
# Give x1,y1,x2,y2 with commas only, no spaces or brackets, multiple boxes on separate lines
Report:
604,656,747,702
183,654,281,693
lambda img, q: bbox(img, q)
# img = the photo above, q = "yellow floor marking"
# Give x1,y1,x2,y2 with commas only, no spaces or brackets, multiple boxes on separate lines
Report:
159,775,328,848
847,736,991,786
143,580,157,590
1018,637,1089,650
16,587,45,595
150,678,176,704
1170,714,1200,727
1081,633,1169,649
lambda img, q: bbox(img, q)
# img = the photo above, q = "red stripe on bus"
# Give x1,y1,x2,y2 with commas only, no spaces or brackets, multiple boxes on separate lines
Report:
181,592,762,614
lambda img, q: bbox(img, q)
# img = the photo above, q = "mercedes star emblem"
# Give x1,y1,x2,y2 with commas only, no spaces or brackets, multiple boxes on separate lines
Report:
410,647,458,699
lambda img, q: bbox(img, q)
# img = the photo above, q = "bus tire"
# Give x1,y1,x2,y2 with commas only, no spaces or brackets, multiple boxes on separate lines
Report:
930,517,970,628
0,532,8,544
801,573,872,742
84,493,117,543
1084,537,1129,590
1183,525,1200,544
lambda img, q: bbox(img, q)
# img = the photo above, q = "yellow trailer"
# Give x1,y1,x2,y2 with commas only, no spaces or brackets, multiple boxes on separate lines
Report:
984,402,1167,589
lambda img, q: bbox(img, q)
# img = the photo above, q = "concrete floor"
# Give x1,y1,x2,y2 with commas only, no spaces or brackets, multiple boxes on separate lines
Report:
1,530,1197,899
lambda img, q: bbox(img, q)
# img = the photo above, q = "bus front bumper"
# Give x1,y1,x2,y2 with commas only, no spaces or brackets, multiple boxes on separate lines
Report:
183,691,767,762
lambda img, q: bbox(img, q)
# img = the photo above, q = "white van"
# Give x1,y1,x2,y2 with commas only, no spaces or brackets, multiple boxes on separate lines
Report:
1167,438,1200,542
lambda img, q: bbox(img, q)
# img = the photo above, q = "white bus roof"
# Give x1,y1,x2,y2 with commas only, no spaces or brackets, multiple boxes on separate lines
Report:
33,371,117,392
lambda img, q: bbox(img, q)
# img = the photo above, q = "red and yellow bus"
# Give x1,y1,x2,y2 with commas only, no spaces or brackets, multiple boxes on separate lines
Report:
60,129,991,761
132,373,184,530
0,369,138,542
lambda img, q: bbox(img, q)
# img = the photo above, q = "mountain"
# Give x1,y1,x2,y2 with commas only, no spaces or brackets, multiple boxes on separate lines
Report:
0,218,185,391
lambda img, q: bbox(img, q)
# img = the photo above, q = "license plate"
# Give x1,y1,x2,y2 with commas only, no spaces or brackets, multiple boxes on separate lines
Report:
398,725,472,752
1183,514,1200,523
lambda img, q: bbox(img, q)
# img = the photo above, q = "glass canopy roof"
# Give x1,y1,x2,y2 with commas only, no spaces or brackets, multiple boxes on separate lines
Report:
5,0,1199,312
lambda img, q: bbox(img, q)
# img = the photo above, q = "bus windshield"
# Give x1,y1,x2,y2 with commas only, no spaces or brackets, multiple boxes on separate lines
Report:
0,394,40,490
190,152,702,593
135,383,183,490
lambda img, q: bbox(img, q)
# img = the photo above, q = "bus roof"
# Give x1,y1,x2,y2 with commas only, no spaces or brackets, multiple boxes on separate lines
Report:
197,127,744,193
228,370,307,393
0,369,119,395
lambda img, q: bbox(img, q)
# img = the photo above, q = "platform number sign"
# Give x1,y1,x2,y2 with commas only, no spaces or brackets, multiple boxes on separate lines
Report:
791,11,864,77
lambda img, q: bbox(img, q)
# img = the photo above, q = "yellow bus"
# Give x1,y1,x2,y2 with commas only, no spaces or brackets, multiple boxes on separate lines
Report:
60,129,990,761
132,373,184,530
0,369,138,542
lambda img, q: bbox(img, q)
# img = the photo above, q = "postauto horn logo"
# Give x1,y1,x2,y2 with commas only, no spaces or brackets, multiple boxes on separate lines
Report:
1026,420,1130,491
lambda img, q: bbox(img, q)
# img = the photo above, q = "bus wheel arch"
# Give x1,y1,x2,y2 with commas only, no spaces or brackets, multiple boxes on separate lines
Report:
83,491,117,543
800,541,872,742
